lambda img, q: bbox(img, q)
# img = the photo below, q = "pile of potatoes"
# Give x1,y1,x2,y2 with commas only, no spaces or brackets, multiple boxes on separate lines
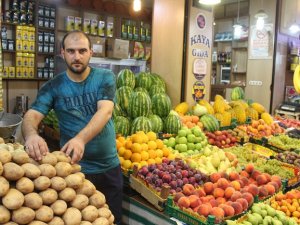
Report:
0,143,115,225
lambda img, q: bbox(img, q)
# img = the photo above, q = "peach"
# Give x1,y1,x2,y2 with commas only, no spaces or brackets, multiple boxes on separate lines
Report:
245,163,254,174
236,198,248,211
230,202,243,215
263,173,271,182
178,196,190,208
275,193,285,201
241,192,254,206
224,187,235,199
251,170,261,180
268,181,279,192
220,204,235,217
183,183,195,196
220,172,229,180
216,197,226,205
210,207,225,222
229,172,240,181
197,204,212,217
196,188,206,197
240,177,250,186
265,184,276,195
174,192,185,203
240,186,249,193
209,198,218,208
258,186,268,198
217,178,229,190
248,184,259,197
271,175,282,188
213,188,225,198
256,174,268,185
203,182,214,195
189,195,201,208
193,205,200,212
230,180,241,191
210,173,222,183
230,191,242,202
239,171,250,178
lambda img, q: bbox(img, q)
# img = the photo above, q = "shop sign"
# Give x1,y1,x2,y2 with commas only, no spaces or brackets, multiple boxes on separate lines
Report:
192,81,206,101
193,58,207,80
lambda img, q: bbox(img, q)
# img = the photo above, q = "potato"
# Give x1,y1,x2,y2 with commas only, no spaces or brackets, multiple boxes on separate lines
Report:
0,176,9,197
63,207,82,225
28,158,40,166
28,221,47,225
24,193,43,209
50,200,67,216
2,188,24,210
34,176,51,191
0,137,5,143
59,187,76,202
55,161,72,177
12,206,35,224
103,204,109,208
66,173,84,189
0,149,12,164
0,205,11,223
98,207,111,219
35,205,54,223
71,194,89,210
52,151,71,163
75,172,85,180
39,164,56,178
21,163,41,179
0,161,3,175
11,151,30,164
80,221,93,225
6,143,15,152
71,164,81,173
82,205,99,222
3,162,24,181
16,177,34,194
48,216,64,225
39,188,58,205
40,153,58,166
92,217,109,225
51,176,67,191
89,191,106,208
76,180,96,197
107,214,114,224
2,222,18,225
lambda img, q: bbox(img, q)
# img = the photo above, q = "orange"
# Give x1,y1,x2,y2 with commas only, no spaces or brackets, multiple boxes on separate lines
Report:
156,149,163,158
125,140,133,149
140,160,148,167
122,159,132,170
155,157,162,164
118,156,124,165
162,147,171,157
168,153,176,160
141,151,149,161
131,162,141,170
117,146,126,156
131,133,144,144
116,139,123,150
131,153,142,163
117,136,126,143
131,143,142,153
146,131,157,141
155,139,164,149
148,149,157,159
148,140,157,150
141,143,149,151
147,158,156,165
123,149,133,160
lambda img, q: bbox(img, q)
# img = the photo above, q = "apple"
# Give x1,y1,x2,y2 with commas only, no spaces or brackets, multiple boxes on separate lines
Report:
195,136,203,143
187,142,195,150
178,129,187,137
177,144,188,152
193,127,203,137
187,134,196,143
194,143,202,150
168,137,176,147
178,137,188,144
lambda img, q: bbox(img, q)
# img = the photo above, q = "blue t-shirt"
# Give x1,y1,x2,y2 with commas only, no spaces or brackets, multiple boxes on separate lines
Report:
30,67,119,174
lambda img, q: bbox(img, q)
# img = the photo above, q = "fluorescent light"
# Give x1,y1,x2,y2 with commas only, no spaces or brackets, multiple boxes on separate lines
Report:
233,24,242,39
133,0,141,12
199,0,221,5
289,22,300,33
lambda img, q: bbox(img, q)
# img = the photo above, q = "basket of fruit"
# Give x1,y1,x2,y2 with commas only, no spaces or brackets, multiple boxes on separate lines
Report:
243,143,277,158
266,134,300,152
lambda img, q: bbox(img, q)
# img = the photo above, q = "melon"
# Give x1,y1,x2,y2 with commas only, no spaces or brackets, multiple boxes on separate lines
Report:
149,85,165,97
200,114,220,132
114,116,130,136
151,93,172,118
231,87,245,101
135,72,152,91
130,116,152,134
112,103,126,119
116,69,135,89
115,86,133,114
163,114,182,134
128,91,151,118
150,73,166,91
148,114,163,133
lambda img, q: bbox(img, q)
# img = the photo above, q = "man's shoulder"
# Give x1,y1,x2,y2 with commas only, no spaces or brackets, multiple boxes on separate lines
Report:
91,67,114,77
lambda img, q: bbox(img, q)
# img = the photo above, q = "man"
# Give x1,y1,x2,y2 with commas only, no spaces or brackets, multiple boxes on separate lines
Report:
22,30,123,224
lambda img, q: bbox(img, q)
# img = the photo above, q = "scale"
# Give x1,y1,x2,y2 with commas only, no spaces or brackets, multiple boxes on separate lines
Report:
278,101,300,112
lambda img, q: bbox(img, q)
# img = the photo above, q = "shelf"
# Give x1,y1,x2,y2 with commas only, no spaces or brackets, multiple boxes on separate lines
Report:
37,52,56,56
232,71,247,74
232,47,247,50
3,78,49,81
90,57,147,67
214,40,233,43
2,50,16,53
38,27,56,31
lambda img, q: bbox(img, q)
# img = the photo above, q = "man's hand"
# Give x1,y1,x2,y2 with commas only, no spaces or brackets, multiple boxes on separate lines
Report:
61,137,85,164
25,134,49,161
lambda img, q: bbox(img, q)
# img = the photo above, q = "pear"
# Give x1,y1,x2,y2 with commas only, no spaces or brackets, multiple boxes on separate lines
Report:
248,214,259,225
263,216,272,225
251,205,261,214
288,218,298,225
252,213,263,224
272,218,283,225
226,220,237,225
265,205,276,217
260,209,268,217
242,221,252,225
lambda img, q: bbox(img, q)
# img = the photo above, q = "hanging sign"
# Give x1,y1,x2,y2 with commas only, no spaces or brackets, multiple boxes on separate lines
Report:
192,80,206,102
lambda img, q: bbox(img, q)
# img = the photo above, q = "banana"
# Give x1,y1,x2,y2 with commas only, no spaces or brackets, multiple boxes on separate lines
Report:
293,64,300,93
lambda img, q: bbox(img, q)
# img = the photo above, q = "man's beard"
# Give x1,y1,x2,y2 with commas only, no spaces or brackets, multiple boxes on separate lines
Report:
66,61,88,74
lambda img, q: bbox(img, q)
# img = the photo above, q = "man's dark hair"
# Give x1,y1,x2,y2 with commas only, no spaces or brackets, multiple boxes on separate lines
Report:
61,30,92,49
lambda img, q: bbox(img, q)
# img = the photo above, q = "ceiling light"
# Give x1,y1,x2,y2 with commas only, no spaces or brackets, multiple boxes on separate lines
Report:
133,0,141,12
289,22,300,34
199,0,221,5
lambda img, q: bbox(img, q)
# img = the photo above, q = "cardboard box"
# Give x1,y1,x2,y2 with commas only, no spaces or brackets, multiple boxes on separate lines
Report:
90,36,106,58
106,39,129,59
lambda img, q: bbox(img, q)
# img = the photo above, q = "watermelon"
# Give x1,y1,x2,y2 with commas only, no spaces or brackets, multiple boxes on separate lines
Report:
112,103,126,119
130,116,152,134
134,87,148,93
200,114,220,132
115,86,133,114
231,87,245,101
151,93,172,118
150,73,166,91
135,72,152,91
163,114,182,134
114,116,130,136
128,91,151,118
116,69,135,89
149,84,165,97
148,114,163,133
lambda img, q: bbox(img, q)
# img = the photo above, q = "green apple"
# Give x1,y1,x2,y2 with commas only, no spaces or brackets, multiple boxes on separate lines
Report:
187,150,194,155
167,137,176,147
185,129,192,135
201,139,208,146
187,142,195,150
163,139,168,146
177,144,188,152
193,127,203,137
195,143,202,150
194,136,202,143
178,129,187,137
178,136,187,144
187,134,196,143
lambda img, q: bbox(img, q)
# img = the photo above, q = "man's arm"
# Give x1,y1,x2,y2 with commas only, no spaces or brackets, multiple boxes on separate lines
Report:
61,99,114,164
22,109,49,160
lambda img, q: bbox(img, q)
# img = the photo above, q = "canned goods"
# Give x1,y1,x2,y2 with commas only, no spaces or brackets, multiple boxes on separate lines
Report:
50,8,56,18
43,43,49,53
8,40,14,51
44,6,50,17
38,5,44,16
37,68,43,78
49,33,55,43
49,44,54,53
44,32,50,43
50,19,55,29
38,17,44,27
38,43,43,53
38,32,44,42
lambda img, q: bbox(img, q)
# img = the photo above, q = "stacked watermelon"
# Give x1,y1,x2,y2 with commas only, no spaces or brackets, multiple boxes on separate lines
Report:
113,69,182,136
